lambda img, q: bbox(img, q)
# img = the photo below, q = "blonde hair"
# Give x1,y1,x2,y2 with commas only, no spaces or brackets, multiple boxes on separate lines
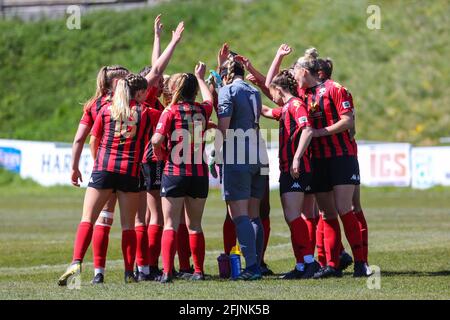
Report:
110,74,147,121
162,74,172,107
295,47,320,76
83,65,129,111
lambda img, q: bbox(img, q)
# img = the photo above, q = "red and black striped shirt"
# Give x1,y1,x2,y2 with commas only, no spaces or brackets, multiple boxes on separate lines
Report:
272,97,311,173
142,105,163,163
79,94,111,127
91,100,150,177
155,101,213,176
145,86,165,111
304,79,356,159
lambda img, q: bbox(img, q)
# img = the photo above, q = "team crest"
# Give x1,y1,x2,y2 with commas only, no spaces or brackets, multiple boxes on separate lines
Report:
319,87,326,96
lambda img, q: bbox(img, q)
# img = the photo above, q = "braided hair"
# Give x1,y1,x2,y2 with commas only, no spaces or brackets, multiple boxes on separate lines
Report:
221,53,245,85
270,69,299,97
111,73,147,121
83,65,129,111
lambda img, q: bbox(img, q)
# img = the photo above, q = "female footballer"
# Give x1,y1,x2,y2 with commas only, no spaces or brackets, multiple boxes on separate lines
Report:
261,69,320,279
293,47,368,278
151,62,213,283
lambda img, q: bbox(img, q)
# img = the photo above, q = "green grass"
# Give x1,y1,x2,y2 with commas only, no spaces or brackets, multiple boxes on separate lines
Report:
0,179,449,300
0,0,449,144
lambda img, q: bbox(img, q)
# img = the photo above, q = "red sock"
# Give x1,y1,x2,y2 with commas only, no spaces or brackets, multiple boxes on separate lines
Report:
148,224,163,268
92,224,110,268
316,216,326,267
303,217,318,255
355,210,368,263
289,216,312,260
121,230,136,272
135,225,149,267
223,215,236,255
261,217,270,263
72,222,93,262
323,218,341,268
340,211,364,262
291,232,304,263
189,233,205,273
162,229,177,275
177,223,191,271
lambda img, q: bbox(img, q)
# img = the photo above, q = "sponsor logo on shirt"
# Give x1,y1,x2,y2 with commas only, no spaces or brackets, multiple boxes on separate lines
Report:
342,101,351,109
298,116,308,124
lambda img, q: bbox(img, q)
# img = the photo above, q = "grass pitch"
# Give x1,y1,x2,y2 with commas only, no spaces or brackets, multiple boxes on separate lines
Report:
0,184,449,300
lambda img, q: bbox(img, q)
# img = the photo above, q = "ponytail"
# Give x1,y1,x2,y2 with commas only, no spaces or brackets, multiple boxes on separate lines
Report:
167,73,198,108
222,53,245,85
111,79,131,121
83,65,129,112
110,73,147,121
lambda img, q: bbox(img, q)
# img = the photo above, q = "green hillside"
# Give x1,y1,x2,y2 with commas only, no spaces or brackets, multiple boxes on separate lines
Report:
0,0,448,144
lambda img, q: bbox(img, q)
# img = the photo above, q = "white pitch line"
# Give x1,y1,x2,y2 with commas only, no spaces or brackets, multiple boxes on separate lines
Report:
0,242,293,275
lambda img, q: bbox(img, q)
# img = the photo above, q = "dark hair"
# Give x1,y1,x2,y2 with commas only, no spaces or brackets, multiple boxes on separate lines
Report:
317,58,333,80
270,69,299,97
139,65,152,78
168,73,199,107
125,73,148,97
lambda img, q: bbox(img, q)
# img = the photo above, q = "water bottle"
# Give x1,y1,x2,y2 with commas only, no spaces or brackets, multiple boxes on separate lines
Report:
229,245,242,280
217,253,230,279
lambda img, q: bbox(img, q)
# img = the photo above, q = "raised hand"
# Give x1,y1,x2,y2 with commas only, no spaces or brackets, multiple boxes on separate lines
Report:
277,43,292,57
171,21,184,44
217,43,230,67
235,55,251,69
154,14,163,37
195,61,206,79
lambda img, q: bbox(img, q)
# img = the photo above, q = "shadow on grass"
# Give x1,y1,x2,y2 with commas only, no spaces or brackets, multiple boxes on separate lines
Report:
382,270,450,277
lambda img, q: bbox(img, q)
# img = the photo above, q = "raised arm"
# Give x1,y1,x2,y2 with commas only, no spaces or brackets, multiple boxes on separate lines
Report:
151,14,163,66
145,21,185,87
265,44,292,87
194,61,213,103
217,43,230,70
234,55,273,100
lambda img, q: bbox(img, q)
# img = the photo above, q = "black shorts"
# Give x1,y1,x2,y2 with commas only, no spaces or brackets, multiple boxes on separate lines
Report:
141,161,164,192
161,175,209,198
311,156,360,193
279,171,313,195
139,167,147,192
88,171,140,193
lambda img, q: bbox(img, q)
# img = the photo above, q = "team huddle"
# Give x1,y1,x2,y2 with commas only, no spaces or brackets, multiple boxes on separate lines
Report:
58,14,370,285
